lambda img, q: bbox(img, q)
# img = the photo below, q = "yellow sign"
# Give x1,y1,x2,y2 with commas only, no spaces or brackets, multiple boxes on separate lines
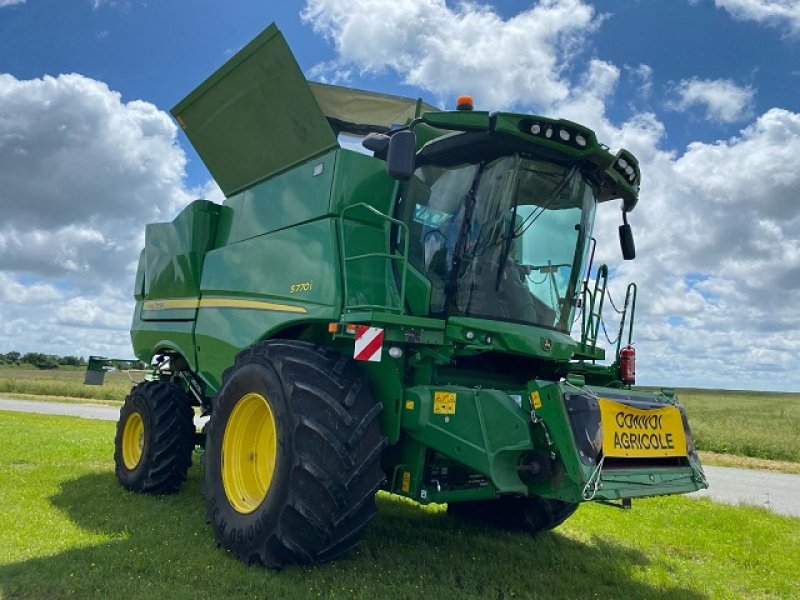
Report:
405,400,415,410
401,471,411,493
530,391,542,409
598,398,687,458
433,391,456,415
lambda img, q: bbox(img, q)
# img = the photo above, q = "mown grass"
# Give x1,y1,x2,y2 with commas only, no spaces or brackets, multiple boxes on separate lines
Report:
0,366,133,403
676,388,800,463
1,411,798,600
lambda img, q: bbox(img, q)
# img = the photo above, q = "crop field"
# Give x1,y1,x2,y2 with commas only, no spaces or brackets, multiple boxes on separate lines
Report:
676,388,800,463
0,410,798,600
0,365,134,403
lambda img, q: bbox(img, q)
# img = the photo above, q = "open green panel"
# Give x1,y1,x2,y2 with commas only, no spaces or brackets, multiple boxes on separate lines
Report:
172,23,338,197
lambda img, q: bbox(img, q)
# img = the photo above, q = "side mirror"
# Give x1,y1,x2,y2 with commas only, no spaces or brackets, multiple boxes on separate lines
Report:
619,220,636,260
386,130,416,180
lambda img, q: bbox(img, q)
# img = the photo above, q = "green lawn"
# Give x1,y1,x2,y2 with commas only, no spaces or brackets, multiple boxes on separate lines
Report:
1,411,798,600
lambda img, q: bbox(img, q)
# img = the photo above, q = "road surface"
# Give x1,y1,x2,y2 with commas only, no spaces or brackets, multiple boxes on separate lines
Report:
0,397,208,429
1,397,798,517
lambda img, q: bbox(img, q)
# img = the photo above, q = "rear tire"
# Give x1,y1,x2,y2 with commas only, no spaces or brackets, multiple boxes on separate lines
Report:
204,340,386,568
448,496,578,533
114,381,195,493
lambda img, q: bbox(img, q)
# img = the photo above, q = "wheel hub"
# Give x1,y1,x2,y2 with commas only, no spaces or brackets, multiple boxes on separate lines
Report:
221,392,278,514
121,412,144,470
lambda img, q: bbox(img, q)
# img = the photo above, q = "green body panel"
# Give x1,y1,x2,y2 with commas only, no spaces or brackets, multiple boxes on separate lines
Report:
143,200,221,305
128,21,706,513
216,151,336,246
402,386,532,494
133,250,145,301
200,219,339,303
195,218,341,390
421,110,491,131
446,317,576,361
171,24,337,196
131,313,197,371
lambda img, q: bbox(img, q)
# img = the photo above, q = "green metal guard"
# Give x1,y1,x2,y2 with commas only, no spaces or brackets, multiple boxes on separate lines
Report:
338,202,410,314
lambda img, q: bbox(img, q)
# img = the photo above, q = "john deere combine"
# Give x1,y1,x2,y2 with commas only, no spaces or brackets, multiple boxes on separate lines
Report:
107,23,707,567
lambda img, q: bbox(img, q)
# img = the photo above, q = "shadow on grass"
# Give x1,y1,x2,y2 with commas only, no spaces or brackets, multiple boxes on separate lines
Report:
0,467,707,600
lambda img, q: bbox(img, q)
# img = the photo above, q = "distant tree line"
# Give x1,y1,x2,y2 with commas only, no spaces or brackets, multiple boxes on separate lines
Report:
1,351,87,370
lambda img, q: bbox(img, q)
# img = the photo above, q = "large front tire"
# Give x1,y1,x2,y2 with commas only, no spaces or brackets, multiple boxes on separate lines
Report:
114,381,195,493
448,496,578,534
204,340,386,568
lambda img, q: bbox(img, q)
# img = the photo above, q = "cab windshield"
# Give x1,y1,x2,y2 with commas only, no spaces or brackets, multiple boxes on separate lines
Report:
403,154,596,332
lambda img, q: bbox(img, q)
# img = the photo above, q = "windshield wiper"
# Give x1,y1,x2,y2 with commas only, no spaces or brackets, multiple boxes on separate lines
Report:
495,183,520,291
446,162,484,300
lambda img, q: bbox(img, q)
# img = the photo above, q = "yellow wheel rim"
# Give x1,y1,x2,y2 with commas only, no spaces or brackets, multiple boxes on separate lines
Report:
222,392,278,514
121,412,145,470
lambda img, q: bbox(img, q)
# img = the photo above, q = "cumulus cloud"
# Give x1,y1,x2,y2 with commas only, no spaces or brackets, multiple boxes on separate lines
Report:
626,64,654,100
713,0,800,35
590,108,800,389
667,78,755,123
301,0,602,110
0,73,203,358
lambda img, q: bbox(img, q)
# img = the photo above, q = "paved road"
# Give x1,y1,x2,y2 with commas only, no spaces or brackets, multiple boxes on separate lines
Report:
2,397,799,517
0,397,208,429
691,466,800,517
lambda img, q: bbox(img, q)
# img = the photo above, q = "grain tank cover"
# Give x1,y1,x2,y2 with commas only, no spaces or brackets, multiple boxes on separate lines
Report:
309,82,438,136
171,23,337,197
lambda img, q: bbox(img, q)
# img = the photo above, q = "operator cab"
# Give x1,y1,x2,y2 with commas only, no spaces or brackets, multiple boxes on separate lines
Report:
401,152,595,333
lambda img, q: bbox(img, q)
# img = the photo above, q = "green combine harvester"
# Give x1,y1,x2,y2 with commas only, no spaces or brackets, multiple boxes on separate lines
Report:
97,23,708,567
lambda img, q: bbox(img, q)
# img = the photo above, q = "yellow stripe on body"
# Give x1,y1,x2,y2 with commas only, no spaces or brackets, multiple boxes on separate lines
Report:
199,298,307,313
142,299,200,311
142,297,307,314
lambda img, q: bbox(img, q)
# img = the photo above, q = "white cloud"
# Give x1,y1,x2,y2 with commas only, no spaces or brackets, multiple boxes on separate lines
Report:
713,0,800,35
668,78,755,123
589,107,800,389
301,0,602,110
0,0,24,6
0,73,201,358
625,64,654,100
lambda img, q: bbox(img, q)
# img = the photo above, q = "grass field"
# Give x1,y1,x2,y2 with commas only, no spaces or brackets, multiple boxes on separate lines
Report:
677,389,800,463
0,366,134,403
1,411,798,600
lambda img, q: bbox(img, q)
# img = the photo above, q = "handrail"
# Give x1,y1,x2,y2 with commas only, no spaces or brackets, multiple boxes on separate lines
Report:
614,282,637,358
338,202,410,314
580,264,608,353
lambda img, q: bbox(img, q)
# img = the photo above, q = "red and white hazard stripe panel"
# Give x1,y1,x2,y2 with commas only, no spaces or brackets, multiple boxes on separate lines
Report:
353,325,384,362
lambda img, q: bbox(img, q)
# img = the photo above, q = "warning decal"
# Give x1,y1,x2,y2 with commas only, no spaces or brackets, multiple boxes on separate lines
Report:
353,325,384,362
598,398,687,458
433,391,456,415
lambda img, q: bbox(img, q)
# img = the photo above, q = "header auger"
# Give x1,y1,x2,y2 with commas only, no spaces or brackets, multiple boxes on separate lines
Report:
101,23,707,568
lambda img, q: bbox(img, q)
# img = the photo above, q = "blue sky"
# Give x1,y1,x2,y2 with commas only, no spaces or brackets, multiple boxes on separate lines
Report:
1,0,800,390
3,1,798,183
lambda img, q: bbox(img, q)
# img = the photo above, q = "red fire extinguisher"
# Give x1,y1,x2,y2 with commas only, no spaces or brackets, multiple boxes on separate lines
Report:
619,344,636,384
